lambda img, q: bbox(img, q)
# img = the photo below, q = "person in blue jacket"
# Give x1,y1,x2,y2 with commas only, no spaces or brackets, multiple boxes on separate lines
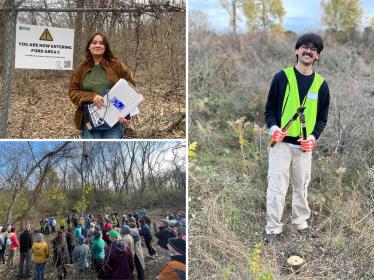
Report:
138,218,156,259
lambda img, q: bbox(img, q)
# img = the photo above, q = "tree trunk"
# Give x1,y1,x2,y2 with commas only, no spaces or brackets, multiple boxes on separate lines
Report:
73,0,84,68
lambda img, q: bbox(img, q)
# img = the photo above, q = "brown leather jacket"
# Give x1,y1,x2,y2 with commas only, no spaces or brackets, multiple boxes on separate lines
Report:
68,59,136,130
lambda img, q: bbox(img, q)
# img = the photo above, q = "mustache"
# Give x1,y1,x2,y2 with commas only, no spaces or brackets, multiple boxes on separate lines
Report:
302,51,313,57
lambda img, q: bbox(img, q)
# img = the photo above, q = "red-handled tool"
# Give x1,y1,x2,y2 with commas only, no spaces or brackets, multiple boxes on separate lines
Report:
270,106,306,147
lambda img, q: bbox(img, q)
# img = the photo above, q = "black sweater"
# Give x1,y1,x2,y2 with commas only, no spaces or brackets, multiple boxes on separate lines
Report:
265,66,330,145
19,231,33,253
155,226,176,249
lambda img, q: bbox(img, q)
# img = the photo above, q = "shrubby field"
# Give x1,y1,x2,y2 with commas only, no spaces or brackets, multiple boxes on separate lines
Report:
189,27,374,279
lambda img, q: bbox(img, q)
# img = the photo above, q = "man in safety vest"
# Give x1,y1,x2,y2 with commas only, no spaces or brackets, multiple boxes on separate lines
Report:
264,33,330,244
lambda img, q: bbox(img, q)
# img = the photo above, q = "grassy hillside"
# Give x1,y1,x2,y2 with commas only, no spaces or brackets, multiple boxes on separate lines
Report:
188,31,374,279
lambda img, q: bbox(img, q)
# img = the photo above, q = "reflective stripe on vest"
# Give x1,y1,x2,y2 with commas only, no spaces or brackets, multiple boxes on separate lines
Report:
281,66,324,137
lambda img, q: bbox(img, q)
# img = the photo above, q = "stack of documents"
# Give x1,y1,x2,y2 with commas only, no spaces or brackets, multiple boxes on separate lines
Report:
88,79,144,128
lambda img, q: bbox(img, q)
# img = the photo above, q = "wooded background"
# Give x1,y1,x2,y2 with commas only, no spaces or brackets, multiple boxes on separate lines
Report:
0,141,186,226
0,0,186,138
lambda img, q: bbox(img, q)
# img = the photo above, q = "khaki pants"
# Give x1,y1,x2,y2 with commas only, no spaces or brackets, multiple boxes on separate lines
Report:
7,249,15,271
265,142,312,234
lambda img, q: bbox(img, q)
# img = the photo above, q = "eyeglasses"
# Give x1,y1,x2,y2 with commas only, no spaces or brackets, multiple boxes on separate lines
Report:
300,44,318,53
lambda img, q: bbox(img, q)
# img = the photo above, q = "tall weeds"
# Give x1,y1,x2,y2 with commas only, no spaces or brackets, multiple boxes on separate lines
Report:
189,31,374,279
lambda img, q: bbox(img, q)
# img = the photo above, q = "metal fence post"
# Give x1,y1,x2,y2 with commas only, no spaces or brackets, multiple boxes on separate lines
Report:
1,0,17,138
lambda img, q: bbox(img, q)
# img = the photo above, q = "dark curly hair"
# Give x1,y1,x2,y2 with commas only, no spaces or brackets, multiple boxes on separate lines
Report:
295,33,324,63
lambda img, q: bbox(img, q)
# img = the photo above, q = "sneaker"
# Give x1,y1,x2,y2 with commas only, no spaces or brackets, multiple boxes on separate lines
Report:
264,233,281,246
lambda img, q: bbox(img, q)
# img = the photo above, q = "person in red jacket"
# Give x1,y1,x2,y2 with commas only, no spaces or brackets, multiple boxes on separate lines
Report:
7,226,20,273
103,218,112,245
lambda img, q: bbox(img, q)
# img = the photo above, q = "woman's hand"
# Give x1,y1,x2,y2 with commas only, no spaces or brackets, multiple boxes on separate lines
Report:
118,116,128,125
93,95,104,109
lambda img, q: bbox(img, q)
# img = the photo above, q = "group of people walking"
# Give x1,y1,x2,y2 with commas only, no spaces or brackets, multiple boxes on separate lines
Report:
0,210,186,280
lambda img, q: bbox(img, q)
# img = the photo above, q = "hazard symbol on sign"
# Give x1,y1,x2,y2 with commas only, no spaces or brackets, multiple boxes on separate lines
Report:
39,29,53,41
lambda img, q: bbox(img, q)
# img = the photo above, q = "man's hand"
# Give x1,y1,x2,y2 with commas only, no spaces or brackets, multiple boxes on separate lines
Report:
270,126,286,143
93,95,104,109
298,135,316,152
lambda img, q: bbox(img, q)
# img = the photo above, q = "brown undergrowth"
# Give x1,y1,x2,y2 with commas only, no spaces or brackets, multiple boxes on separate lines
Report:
189,31,374,279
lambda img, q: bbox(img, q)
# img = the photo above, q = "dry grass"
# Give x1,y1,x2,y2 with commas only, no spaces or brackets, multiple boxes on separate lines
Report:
189,31,374,279
0,10,185,139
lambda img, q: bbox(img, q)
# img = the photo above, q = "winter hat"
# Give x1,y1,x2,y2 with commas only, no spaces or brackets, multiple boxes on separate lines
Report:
160,219,169,226
107,230,120,240
77,235,86,244
36,233,44,242
168,238,186,255
129,229,140,243
122,225,130,235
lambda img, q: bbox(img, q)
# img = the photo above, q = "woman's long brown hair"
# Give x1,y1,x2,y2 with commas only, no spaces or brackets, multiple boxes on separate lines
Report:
83,32,117,67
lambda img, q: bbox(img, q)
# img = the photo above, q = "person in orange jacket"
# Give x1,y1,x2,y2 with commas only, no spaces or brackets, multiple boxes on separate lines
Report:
157,238,186,280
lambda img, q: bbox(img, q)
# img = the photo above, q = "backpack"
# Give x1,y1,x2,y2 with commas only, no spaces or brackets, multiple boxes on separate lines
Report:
6,236,12,248
0,235,4,250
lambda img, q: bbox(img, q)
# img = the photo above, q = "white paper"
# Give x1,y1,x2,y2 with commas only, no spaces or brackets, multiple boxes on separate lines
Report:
93,79,144,127
128,106,140,116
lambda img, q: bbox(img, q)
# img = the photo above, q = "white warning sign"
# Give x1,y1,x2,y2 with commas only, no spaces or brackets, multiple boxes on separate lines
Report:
15,24,75,70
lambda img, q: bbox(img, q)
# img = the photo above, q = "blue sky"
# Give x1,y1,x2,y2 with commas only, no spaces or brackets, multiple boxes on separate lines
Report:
189,0,374,33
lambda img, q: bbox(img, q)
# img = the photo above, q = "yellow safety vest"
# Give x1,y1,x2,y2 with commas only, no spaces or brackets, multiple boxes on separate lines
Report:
281,66,324,137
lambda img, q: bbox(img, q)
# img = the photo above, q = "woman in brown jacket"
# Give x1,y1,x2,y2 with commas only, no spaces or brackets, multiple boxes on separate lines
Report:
69,32,136,139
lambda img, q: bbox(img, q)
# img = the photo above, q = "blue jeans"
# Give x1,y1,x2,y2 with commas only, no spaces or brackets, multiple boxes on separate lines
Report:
81,123,124,139
19,251,32,276
34,263,46,280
